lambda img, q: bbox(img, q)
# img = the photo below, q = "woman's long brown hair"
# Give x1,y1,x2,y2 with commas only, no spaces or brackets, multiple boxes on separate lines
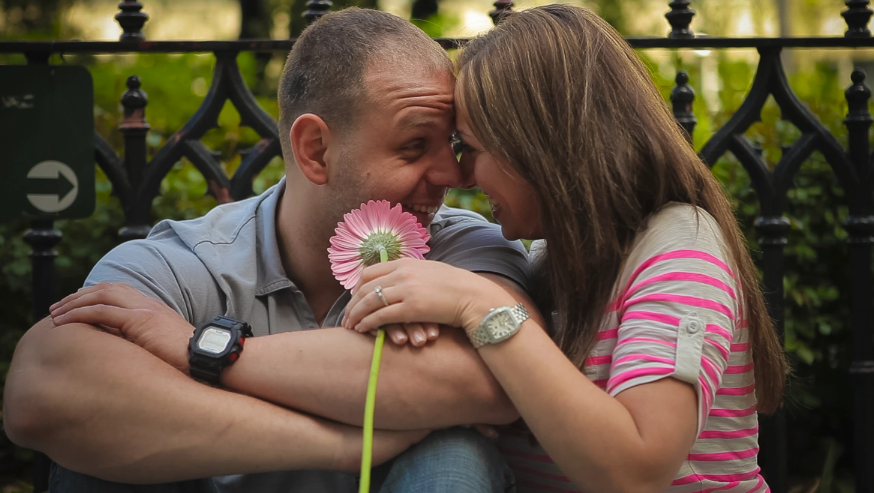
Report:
456,4,786,413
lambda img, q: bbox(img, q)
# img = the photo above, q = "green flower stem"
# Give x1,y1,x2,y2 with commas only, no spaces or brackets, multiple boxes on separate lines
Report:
359,246,389,493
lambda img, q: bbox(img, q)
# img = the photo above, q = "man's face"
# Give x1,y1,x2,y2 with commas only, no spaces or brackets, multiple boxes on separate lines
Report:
328,61,460,228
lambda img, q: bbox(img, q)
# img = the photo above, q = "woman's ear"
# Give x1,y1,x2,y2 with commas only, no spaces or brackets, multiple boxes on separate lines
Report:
290,114,332,185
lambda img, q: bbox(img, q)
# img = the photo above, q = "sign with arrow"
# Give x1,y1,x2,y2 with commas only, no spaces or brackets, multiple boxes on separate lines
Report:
0,65,95,221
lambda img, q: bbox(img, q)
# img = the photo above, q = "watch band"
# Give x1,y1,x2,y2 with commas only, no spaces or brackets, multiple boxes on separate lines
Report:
468,303,530,349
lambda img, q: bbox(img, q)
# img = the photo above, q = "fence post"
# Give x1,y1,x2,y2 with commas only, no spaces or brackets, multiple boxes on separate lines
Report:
843,68,874,493
118,75,152,241
22,50,59,493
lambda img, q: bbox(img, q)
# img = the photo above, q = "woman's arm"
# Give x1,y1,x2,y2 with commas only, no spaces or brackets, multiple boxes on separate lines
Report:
344,259,710,493
477,317,698,493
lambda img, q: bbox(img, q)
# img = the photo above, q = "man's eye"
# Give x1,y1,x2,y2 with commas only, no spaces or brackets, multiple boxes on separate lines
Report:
400,139,426,159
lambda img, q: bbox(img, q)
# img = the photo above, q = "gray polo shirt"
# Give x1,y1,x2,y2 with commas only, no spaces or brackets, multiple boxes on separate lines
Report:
85,179,529,492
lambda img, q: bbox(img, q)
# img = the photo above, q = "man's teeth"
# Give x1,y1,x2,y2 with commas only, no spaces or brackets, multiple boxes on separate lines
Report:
405,204,439,214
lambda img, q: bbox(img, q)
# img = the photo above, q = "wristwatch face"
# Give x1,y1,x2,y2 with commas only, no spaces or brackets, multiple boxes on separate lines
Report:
197,327,232,354
485,309,516,340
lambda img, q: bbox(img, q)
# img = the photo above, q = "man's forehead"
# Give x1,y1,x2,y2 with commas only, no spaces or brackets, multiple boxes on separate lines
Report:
397,108,454,128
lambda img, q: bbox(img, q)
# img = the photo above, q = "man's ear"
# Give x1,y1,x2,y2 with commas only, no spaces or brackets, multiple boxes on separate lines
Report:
290,114,332,185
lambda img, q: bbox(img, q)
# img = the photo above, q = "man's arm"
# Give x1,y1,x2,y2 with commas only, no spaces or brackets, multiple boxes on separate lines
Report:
3,318,425,482
221,273,528,429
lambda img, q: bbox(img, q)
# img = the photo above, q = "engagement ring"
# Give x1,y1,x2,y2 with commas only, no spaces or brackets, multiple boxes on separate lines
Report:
375,285,389,307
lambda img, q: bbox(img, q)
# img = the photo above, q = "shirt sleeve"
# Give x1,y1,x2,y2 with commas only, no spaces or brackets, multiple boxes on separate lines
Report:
426,207,530,290
84,237,218,325
606,209,737,434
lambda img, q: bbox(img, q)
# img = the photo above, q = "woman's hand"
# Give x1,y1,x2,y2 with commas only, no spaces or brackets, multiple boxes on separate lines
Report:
342,259,513,337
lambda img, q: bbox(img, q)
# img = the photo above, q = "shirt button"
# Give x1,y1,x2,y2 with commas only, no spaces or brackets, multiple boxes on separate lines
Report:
687,319,701,334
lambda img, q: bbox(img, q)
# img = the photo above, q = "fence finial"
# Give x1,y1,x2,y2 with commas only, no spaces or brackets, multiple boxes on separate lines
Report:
846,69,872,120
303,0,333,25
666,0,695,39
843,0,873,38
115,0,149,42
845,69,873,180
671,71,696,143
490,0,515,25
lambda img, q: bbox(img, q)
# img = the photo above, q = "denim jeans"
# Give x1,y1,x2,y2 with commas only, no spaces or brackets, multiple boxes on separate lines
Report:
48,427,515,493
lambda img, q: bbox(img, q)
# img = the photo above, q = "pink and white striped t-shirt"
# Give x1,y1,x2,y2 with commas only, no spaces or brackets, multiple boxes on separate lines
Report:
498,202,766,493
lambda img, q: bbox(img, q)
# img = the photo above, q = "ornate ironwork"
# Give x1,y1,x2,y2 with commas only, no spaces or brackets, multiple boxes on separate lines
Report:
115,0,149,42
697,47,861,493
843,0,873,38
490,0,515,25
666,0,695,39
94,52,281,241
670,70,696,143
303,0,333,25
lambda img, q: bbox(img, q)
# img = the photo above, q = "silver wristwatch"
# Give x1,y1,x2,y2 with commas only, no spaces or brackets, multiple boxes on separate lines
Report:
467,303,530,349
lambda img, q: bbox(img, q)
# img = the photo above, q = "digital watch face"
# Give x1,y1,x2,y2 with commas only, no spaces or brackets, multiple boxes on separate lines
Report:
197,327,232,354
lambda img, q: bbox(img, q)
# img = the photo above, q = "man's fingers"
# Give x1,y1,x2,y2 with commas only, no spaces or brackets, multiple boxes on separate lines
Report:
49,283,110,311
50,283,143,317
52,304,134,332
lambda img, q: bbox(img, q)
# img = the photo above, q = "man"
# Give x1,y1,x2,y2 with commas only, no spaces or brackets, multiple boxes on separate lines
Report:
4,7,531,493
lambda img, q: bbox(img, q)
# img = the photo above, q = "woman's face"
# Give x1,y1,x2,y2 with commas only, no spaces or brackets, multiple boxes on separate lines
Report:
456,112,543,241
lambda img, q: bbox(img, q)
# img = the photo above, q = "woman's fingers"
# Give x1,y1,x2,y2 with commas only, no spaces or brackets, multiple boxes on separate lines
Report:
384,325,408,345
403,323,428,347
351,260,410,294
345,282,399,330
351,304,418,334
424,323,440,340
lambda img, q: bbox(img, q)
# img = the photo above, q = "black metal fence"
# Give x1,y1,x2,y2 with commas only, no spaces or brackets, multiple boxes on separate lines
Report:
1,1,873,492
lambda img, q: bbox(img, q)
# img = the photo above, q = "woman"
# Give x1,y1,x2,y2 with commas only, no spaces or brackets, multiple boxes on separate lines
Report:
344,5,787,493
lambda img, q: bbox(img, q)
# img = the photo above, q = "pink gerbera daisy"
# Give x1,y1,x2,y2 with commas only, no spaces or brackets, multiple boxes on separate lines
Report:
328,200,431,290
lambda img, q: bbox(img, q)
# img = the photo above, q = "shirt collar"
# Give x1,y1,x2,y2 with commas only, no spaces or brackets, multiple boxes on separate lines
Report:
254,177,298,296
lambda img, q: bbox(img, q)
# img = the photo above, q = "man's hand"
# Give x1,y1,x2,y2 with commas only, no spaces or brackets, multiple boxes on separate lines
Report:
50,283,193,373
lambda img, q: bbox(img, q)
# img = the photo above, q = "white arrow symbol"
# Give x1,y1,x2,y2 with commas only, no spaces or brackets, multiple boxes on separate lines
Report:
26,160,79,213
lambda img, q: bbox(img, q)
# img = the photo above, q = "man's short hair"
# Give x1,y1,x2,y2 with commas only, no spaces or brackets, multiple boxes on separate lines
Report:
277,8,452,161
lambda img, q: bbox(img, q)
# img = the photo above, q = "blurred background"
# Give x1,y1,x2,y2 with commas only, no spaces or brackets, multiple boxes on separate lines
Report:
0,1,871,492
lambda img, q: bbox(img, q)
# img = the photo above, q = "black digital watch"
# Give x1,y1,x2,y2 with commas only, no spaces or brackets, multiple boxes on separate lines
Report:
188,316,253,385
